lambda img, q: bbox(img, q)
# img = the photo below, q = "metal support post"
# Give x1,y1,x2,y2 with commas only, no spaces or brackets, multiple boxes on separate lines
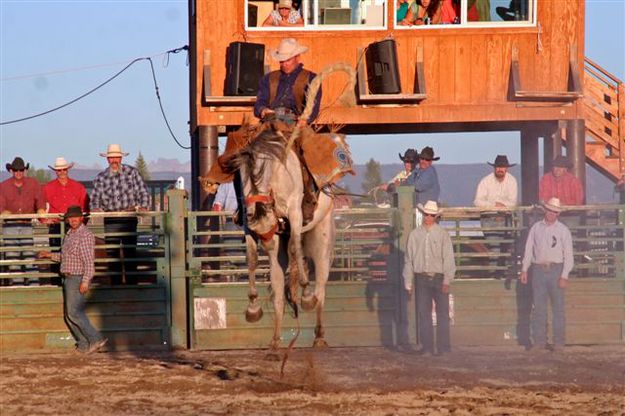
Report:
396,185,417,347
521,125,540,205
166,189,189,349
566,119,587,202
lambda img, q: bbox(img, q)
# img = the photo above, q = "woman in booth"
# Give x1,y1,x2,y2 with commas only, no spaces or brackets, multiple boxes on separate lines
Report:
413,0,443,25
397,0,443,26
262,0,304,27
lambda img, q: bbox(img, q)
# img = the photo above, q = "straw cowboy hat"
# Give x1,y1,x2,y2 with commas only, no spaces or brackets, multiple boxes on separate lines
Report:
5,157,29,172
488,154,516,168
64,205,85,220
418,146,440,161
399,148,419,163
48,157,74,171
552,155,572,168
271,38,309,62
278,0,293,8
417,200,442,216
542,197,564,213
99,144,129,158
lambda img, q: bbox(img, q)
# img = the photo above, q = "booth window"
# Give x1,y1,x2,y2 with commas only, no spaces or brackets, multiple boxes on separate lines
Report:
246,0,388,30
394,0,535,28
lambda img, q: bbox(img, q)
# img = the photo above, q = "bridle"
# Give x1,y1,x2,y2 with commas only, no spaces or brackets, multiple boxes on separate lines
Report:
245,192,279,242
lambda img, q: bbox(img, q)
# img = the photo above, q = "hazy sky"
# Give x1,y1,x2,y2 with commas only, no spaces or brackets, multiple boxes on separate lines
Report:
1,0,624,169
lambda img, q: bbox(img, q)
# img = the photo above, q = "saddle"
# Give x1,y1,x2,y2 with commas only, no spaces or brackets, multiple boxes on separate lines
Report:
202,120,354,225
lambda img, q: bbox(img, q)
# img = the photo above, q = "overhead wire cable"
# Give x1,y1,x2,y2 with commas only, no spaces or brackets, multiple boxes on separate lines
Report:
0,45,191,150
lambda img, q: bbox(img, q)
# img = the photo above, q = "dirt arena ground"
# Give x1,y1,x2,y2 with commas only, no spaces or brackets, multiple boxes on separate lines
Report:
1,345,624,415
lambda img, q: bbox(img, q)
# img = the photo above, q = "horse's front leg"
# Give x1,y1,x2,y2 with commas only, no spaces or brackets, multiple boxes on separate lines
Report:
265,234,284,361
245,235,263,323
288,211,317,311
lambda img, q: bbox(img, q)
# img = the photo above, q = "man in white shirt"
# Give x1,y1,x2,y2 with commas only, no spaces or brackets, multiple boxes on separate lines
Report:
402,200,456,356
520,198,574,352
474,155,518,276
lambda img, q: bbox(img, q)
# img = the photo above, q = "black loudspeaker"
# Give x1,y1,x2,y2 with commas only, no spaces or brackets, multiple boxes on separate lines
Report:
225,42,265,96
365,39,401,94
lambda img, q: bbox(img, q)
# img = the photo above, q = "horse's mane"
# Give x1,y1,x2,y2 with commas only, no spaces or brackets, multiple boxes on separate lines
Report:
222,124,288,195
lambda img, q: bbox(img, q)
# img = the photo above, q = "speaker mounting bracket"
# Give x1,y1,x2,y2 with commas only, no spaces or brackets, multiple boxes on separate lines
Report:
203,48,258,106
510,43,583,102
356,44,427,105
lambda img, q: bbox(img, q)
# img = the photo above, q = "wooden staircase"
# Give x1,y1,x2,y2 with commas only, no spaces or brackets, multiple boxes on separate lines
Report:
582,58,625,181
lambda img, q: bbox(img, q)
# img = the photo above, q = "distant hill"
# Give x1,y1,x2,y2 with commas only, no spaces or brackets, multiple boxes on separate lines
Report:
1,163,618,206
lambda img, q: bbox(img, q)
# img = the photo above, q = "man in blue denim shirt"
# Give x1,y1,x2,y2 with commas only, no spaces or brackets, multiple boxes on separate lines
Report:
254,38,321,126
407,146,440,205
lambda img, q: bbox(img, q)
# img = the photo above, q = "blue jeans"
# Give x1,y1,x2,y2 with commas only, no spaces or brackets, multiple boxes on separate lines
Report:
530,263,566,347
416,274,451,354
63,276,103,350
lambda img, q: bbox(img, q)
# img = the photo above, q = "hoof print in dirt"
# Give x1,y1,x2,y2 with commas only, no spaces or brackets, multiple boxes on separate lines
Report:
264,352,281,362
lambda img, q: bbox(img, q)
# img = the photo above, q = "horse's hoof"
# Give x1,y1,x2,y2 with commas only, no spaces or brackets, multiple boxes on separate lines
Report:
313,338,328,348
264,352,281,361
245,306,263,323
301,294,317,311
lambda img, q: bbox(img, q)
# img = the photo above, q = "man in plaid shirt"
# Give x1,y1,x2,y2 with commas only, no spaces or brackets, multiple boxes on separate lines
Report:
91,144,150,285
39,206,107,354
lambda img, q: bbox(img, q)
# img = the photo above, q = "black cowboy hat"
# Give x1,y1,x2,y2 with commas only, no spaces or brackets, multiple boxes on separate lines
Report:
64,205,85,220
399,148,419,163
6,157,29,172
552,155,572,168
487,155,516,168
418,146,440,161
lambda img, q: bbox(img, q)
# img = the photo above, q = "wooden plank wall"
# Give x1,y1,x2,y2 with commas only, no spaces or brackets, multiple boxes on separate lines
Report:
190,278,624,350
0,286,170,352
192,0,586,128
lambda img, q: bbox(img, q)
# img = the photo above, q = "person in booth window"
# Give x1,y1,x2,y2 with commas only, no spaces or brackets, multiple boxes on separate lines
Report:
262,0,304,27
412,0,444,25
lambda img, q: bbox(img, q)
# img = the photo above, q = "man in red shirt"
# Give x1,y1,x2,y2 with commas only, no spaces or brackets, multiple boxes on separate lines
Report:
0,157,46,285
539,155,584,205
43,157,89,285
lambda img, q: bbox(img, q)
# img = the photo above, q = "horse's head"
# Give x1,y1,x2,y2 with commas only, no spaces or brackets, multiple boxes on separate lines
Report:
225,126,287,239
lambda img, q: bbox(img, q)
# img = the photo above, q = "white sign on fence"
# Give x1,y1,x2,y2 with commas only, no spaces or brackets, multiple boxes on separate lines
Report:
194,298,227,330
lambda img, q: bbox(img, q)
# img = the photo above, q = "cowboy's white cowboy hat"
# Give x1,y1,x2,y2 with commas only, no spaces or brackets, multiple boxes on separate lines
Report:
99,144,129,158
48,157,74,171
417,200,441,216
271,38,308,62
277,0,293,8
542,197,564,213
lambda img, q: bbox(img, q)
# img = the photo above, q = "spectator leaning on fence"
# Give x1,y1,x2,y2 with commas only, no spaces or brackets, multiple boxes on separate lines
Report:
407,146,441,205
39,206,108,354
43,157,89,285
403,200,456,356
90,144,150,285
0,157,45,285
520,197,574,353
539,155,584,205
473,155,519,275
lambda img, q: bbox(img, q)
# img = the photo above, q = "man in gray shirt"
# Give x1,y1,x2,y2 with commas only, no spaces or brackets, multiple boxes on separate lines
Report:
520,197,574,352
403,200,456,356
